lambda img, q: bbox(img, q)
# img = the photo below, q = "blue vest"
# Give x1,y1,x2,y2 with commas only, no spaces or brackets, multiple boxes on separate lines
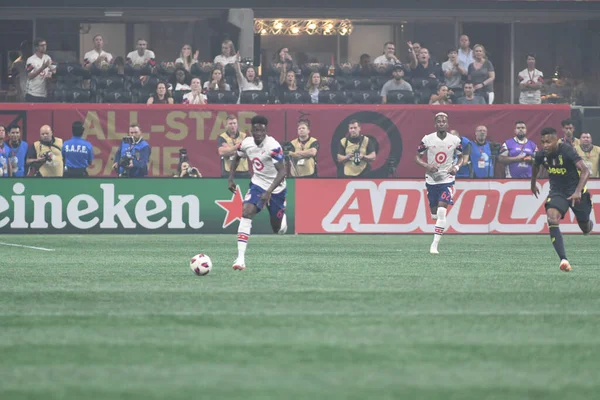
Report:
470,140,494,178
456,136,471,178
63,136,94,168
6,141,28,177
0,143,9,177
117,139,150,177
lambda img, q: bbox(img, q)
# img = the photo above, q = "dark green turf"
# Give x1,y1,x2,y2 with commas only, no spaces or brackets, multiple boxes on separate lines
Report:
1,234,599,399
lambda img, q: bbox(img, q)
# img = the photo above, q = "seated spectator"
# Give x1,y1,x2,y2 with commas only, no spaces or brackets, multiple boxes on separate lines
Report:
278,70,299,103
456,81,486,104
213,40,237,67
430,84,452,105
373,42,400,65
183,78,206,104
305,72,329,104
203,68,231,91
468,44,495,104
127,38,156,67
380,65,412,104
357,54,373,76
442,48,466,92
147,82,174,104
173,68,191,91
113,56,126,76
175,44,199,72
234,53,263,103
83,35,113,70
518,53,543,105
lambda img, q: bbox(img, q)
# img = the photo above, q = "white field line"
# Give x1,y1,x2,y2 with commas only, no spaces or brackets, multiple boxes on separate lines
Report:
0,242,55,252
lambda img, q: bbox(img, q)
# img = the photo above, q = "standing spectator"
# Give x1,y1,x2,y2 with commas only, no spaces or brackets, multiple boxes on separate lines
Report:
518,54,544,105
288,119,319,178
442,48,466,92
234,53,263,103
380,65,413,104
373,42,400,65
213,40,237,67
357,54,373,76
83,35,113,70
204,68,231,92
575,133,600,178
498,121,538,178
127,39,156,67
469,125,495,178
336,120,377,178
26,125,63,177
113,124,150,177
0,126,13,177
305,72,329,104
410,47,442,104
217,115,249,178
468,44,495,104
176,44,199,72
10,40,32,102
173,68,191,91
272,47,300,75
25,38,54,102
183,78,207,104
559,119,579,147
62,121,94,177
456,81,486,105
457,35,474,72
430,85,452,105
5,124,28,177
147,82,174,104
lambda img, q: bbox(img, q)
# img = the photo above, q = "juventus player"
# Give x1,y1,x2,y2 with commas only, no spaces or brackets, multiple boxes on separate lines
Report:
228,115,288,271
415,112,463,254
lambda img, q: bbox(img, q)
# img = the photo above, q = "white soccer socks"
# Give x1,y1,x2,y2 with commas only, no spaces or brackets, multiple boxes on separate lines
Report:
278,213,288,234
431,207,447,253
237,217,253,261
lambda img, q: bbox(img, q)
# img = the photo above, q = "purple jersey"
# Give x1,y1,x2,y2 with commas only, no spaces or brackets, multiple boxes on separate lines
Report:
500,138,538,178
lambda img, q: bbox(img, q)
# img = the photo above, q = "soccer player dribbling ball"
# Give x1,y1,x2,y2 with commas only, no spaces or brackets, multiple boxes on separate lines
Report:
415,112,464,254
228,115,288,271
531,127,593,272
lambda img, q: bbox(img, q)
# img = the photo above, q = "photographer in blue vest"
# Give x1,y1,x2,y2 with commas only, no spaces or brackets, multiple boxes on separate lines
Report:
469,125,496,178
450,129,471,178
62,121,94,177
113,123,151,177
6,124,28,177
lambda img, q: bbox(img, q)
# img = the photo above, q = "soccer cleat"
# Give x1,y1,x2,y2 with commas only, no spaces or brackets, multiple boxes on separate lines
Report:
278,214,288,235
429,244,439,255
559,259,572,272
232,258,246,271
583,221,593,236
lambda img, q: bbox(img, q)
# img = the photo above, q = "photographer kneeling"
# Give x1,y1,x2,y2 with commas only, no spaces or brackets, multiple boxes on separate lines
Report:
174,149,201,178
112,123,151,177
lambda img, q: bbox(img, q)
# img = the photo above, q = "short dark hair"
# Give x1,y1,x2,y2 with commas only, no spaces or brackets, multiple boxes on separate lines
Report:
515,120,526,126
526,53,536,60
7,124,20,132
463,81,474,87
93,34,103,41
72,121,85,137
348,119,360,126
447,48,458,54
541,127,557,136
130,123,140,129
251,115,268,126
298,118,310,128
34,38,46,48
383,41,395,48
226,114,237,121
561,119,574,127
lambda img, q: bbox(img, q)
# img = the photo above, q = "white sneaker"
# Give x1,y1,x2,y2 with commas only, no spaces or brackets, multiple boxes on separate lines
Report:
559,259,572,272
233,258,246,271
278,214,288,235
430,244,439,255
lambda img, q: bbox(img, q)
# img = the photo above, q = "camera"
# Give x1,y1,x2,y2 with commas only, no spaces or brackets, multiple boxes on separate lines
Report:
179,148,188,164
489,142,502,157
281,141,294,156
353,150,362,165
240,57,253,66
41,151,54,163
186,167,200,177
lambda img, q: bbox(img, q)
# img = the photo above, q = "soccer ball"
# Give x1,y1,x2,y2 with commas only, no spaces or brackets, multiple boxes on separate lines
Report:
190,254,213,276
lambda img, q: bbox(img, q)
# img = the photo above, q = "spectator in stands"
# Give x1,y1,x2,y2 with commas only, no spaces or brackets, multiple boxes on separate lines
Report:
430,84,452,105
498,121,538,178
173,68,191,91
575,132,600,178
442,48,466,92
518,54,544,105
468,44,495,104
183,78,207,104
176,44,199,72
0,126,13,177
234,53,263,103
147,82,174,104
407,41,420,69
204,68,231,91
214,40,237,67
409,47,442,104
113,123,150,178
457,81,486,104
380,65,412,104
279,69,298,94
306,72,329,104
113,56,126,76
358,54,373,76
62,121,94,178
6,124,28,177
83,34,113,70
336,120,377,178
10,40,32,102
373,42,400,65
457,35,474,72
217,115,249,178
450,129,472,178
272,47,300,75
469,125,495,178
25,38,55,102
287,119,319,178
559,119,579,147
127,39,156,67
26,125,63,177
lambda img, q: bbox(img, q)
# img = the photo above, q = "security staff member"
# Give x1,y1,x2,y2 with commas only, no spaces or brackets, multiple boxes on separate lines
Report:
62,121,94,177
288,119,319,177
26,124,63,177
217,115,249,178
336,120,376,177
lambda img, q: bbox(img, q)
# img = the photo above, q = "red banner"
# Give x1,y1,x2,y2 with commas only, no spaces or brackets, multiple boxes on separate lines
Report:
296,179,600,234
0,104,570,177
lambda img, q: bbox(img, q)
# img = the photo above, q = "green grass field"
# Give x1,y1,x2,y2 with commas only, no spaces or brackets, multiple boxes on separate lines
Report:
2,234,600,400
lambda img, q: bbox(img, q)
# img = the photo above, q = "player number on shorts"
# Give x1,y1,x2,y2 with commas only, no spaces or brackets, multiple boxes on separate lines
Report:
251,157,265,171
435,152,447,164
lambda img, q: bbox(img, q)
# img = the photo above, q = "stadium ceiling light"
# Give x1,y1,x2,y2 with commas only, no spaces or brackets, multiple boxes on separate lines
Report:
254,19,354,36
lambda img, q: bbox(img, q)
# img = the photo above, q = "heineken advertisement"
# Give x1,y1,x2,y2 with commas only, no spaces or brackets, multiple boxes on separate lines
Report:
0,179,295,234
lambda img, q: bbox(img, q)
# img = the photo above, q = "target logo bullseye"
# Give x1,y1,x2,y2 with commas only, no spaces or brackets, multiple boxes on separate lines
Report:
252,158,265,171
435,152,447,164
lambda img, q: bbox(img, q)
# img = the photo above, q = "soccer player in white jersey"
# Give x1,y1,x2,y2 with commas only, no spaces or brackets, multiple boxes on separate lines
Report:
415,112,463,254
228,115,288,271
